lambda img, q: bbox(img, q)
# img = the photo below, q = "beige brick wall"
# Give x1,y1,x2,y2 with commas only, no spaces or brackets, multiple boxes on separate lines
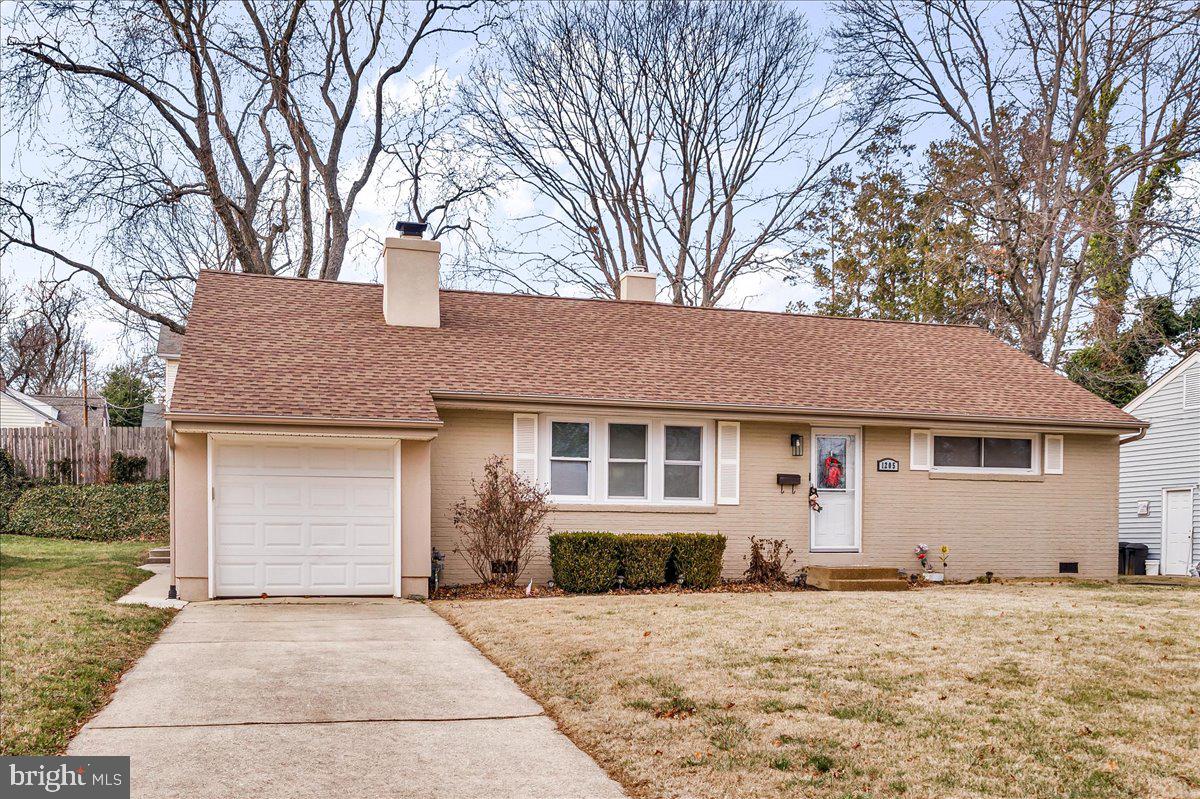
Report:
431,409,1119,584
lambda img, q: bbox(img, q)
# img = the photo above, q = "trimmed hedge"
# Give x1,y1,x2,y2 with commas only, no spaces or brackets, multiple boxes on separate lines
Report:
0,484,21,533
550,531,725,592
617,534,673,588
549,532,620,593
669,533,727,588
8,482,169,541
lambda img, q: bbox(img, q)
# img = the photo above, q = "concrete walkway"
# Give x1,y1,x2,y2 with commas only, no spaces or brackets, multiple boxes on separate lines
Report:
116,564,187,609
68,599,626,799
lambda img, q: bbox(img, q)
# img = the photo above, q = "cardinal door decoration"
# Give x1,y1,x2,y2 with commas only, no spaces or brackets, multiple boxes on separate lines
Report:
818,437,847,490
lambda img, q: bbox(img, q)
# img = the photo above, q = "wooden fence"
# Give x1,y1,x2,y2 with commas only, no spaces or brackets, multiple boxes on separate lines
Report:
1,427,168,484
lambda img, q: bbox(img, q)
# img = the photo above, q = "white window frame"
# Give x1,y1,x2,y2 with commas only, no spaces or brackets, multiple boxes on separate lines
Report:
538,415,713,506
605,420,650,501
929,430,1041,476
546,417,595,501
662,423,706,503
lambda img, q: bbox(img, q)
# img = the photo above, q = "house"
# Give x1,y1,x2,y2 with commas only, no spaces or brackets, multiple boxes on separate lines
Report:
1119,351,1199,576
31,394,110,429
162,230,1147,601
141,403,165,428
0,386,108,429
157,324,183,410
1,386,63,427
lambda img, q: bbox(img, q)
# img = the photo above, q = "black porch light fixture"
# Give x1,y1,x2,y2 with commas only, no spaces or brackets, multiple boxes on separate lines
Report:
790,433,804,457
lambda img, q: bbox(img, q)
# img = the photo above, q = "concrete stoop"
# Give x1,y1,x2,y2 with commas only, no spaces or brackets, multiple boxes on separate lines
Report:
806,565,910,592
145,547,170,565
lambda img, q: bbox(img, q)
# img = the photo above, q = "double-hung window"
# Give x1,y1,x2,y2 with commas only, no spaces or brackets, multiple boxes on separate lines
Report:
932,434,1036,473
664,425,703,500
550,421,591,497
607,423,648,499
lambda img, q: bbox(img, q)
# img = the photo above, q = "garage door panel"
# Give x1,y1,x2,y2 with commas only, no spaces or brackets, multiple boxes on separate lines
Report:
216,521,257,547
351,563,393,590
213,440,396,597
352,447,393,474
354,523,392,548
263,522,304,547
310,523,349,547
215,562,259,594
263,562,305,592
216,482,257,509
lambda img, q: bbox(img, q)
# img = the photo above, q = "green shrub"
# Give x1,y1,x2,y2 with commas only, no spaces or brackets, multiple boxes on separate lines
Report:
0,484,21,532
669,533,727,588
8,482,168,541
617,534,673,588
549,532,620,593
110,452,149,484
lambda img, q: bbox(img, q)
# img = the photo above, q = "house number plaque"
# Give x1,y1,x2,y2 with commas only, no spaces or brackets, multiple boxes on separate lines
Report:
877,458,900,472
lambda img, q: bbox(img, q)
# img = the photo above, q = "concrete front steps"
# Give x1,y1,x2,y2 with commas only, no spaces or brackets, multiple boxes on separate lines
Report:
806,565,909,591
146,547,170,565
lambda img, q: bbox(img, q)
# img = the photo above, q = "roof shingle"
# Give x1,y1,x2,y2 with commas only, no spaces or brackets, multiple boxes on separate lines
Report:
168,270,1143,429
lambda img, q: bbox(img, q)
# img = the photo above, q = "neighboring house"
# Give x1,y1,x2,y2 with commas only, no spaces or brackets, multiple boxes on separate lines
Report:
1,386,109,429
163,232,1147,601
31,394,109,430
157,324,183,410
1119,351,1200,576
1,386,63,428
141,403,166,428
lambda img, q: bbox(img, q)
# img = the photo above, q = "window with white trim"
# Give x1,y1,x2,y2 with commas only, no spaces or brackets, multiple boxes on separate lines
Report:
540,416,713,504
664,425,703,500
932,433,1038,474
607,423,648,499
550,421,591,497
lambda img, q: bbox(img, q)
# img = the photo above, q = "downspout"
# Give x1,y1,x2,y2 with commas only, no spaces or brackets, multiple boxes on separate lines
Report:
166,421,178,600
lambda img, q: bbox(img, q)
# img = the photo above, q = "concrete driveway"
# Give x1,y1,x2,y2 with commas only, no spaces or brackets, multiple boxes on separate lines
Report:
68,599,626,799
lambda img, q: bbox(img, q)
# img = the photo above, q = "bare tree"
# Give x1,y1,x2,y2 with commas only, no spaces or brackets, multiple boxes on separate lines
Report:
1,0,497,332
834,0,1200,365
464,0,875,306
0,276,94,393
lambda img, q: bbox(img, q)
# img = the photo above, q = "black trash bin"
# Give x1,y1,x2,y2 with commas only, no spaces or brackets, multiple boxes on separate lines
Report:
1119,542,1149,575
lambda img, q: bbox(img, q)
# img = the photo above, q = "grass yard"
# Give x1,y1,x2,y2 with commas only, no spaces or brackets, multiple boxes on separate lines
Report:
0,534,175,755
436,583,1200,799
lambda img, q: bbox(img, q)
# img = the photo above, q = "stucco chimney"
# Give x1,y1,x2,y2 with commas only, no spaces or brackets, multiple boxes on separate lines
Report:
618,265,657,302
383,222,440,328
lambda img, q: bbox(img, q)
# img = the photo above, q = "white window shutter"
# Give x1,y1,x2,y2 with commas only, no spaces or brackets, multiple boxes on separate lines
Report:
1044,434,1064,475
910,430,931,471
717,421,740,505
512,414,539,483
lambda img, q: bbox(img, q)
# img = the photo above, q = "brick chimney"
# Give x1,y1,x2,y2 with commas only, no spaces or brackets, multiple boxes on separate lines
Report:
383,221,440,328
618,265,657,302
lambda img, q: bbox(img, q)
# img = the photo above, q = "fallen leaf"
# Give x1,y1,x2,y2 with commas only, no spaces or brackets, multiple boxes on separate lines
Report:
643,631,652,637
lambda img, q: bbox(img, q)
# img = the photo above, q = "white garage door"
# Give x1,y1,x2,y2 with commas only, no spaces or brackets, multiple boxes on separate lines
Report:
212,438,397,597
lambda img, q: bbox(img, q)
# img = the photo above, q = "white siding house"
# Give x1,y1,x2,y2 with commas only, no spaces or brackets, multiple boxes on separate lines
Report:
1119,351,1200,575
0,388,61,428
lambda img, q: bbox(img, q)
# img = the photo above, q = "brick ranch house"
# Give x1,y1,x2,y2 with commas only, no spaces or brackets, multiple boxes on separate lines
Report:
162,230,1147,601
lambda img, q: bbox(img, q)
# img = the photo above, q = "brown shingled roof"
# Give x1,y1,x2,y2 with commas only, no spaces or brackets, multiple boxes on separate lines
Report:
168,270,1143,430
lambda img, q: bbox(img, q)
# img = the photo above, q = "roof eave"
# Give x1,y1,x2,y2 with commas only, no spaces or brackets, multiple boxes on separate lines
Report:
162,410,443,429
429,389,1147,433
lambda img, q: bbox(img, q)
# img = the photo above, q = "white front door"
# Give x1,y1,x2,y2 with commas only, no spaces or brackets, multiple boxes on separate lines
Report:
1162,489,1194,576
810,428,860,551
211,438,398,597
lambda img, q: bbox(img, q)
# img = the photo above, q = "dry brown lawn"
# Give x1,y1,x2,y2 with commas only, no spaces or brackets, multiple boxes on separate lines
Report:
435,582,1200,799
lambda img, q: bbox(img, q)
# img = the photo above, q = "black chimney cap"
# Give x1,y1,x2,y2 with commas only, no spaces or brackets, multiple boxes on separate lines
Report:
395,220,429,237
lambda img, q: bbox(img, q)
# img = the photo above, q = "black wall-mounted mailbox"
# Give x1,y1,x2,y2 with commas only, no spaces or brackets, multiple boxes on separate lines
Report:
776,473,803,493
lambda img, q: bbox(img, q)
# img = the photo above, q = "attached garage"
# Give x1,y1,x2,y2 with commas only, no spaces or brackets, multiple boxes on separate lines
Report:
209,437,400,598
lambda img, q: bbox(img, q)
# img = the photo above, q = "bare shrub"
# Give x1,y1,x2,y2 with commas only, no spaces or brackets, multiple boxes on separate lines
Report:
452,455,550,586
743,536,794,584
